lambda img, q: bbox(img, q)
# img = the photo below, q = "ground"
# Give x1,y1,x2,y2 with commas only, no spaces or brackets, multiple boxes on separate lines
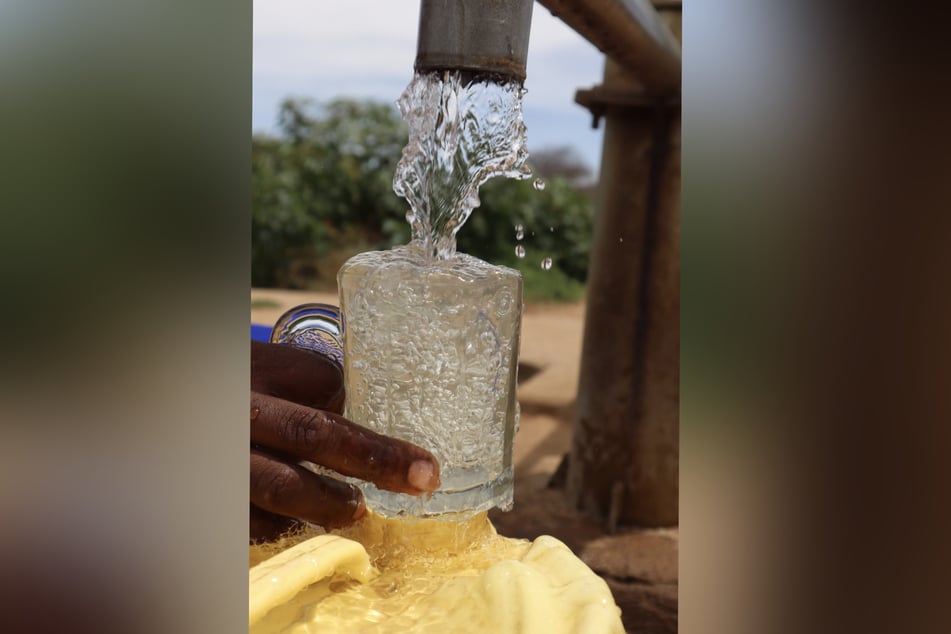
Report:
251,287,678,633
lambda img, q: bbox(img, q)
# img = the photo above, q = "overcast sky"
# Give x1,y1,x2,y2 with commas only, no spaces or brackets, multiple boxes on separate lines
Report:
253,0,606,173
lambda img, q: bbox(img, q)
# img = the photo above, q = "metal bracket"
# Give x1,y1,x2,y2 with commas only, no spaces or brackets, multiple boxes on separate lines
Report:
575,86,680,129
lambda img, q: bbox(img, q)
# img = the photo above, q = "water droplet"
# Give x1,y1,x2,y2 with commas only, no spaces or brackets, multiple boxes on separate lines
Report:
619,237,624,243
549,226,554,232
515,245,525,258
533,178,546,191
541,257,553,271
514,223,524,240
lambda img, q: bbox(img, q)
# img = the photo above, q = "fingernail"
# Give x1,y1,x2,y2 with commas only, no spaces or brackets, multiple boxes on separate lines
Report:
351,494,367,521
407,460,440,492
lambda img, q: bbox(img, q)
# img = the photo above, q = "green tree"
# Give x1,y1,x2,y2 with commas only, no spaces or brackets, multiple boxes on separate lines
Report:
252,96,595,299
252,98,407,287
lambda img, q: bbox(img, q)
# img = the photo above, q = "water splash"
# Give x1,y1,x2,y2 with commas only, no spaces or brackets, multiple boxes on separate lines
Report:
515,245,526,258
514,223,525,241
533,178,546,191
393,71,531,260
541,257,552,271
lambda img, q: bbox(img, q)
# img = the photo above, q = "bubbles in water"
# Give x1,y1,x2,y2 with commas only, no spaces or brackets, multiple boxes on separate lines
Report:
541,257,552,271
515,245,525,258
533,178,546,191
339,249,521,517
514,223,524,240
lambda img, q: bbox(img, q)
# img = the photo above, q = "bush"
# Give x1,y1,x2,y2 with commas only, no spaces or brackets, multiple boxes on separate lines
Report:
252,97,595,301
252,98,406,287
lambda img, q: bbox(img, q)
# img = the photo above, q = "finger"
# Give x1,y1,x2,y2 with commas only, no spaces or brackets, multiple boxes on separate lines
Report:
250,449,366,530
250,504,301,543
250,392,441,495
251,341,344,413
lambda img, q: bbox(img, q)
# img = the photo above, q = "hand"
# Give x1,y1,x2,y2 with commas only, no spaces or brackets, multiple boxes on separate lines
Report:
250,341,440,542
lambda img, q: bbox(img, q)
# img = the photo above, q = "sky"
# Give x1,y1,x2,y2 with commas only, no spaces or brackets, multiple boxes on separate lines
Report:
253,0,606,173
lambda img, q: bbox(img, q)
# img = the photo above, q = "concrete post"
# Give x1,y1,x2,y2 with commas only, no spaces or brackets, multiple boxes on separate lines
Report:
566,59,680,528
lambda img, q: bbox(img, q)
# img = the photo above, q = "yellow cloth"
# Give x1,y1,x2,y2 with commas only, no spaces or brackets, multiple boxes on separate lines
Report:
249,512,623,634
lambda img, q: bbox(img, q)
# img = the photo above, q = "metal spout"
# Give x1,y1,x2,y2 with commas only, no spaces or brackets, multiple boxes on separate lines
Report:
415,0,534,82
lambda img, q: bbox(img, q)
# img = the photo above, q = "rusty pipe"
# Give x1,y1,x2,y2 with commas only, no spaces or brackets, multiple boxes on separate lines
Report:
539,0,681,95
415,0,534,82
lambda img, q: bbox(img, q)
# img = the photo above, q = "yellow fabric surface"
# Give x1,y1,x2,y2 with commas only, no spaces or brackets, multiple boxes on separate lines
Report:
249,512,623,633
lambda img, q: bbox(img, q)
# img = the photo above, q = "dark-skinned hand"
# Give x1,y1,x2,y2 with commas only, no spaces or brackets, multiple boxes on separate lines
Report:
250,341,440,542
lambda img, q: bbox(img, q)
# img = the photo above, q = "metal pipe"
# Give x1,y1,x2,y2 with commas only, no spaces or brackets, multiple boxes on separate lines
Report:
415,0,534,82
538,0,681,95
567,58,680,527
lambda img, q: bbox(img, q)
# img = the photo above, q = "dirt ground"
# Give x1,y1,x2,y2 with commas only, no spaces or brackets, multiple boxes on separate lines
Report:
251,287,677,633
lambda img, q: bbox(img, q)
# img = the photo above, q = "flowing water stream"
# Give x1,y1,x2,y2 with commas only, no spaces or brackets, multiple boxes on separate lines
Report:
394,70,531,260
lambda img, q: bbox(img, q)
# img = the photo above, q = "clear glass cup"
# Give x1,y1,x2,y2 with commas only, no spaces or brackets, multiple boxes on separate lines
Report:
338,246,522,518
